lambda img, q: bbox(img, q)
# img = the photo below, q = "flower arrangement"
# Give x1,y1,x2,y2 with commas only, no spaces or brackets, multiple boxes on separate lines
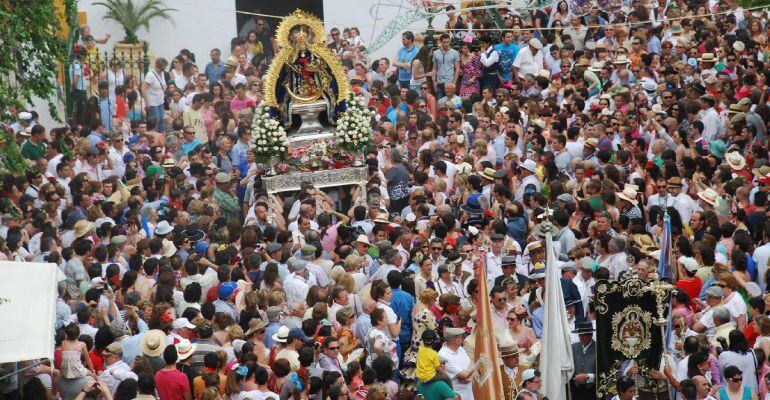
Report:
279,139,355,173
251,105,289,163
335,93,374,152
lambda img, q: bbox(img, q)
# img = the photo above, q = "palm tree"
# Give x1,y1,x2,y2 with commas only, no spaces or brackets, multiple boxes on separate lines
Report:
94,0,177,44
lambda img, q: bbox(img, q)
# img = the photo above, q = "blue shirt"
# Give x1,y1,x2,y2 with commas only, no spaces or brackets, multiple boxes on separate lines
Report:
213,299,239,322
263,321,282,349
70,61,86,90
181,138,202,155
116,318,149,365
699,276,716,301
532,306,544,338
98,97,114,130
390,288,415,344
230,140,249,172
647,36,662,55
205,61,225,83
88,131,106,148
492,134,506,165
494,43,520,82
397,44,419,82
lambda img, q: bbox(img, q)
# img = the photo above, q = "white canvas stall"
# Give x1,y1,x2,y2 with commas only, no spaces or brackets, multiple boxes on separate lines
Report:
0,262,58,363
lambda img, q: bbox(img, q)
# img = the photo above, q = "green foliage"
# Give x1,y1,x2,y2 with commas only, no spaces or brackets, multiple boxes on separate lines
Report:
0,0,76,122
734,0,770,8
93,0,177,44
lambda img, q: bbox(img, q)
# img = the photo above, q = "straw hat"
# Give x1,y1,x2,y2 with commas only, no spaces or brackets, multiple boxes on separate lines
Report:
245,318,269,337
140,329,168,357
725,152,746,170
272,325,290,343
352,234,372,247
155,220,173,235
161,240,177,258
752,165,770,178
588,61,605,72
667,176,684,187
373,213,391,224
73,220,95,239
584,138,598,149
698,53,717,63
161,158,176,168
616,185,638,205
697,188,719,207
479,167,496,181
612,55,631,64
175,339,197,361
499,343,520,358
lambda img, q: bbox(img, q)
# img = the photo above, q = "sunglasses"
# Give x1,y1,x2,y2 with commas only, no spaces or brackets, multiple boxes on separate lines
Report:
730,377,743,382
431,247,443,251
327,346,340,350
507,317,518,322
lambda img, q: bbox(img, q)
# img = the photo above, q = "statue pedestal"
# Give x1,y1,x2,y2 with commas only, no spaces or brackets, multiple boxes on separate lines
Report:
290,100,334,146
262,166,368,194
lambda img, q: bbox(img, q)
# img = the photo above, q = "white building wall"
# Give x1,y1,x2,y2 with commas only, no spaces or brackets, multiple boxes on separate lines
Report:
78,0,237,64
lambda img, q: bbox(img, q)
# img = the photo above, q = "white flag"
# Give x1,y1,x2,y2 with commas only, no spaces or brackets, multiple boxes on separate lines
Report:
539,228,575,399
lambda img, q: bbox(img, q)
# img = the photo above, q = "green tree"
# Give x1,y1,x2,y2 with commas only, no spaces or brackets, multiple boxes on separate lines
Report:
0,0,75,121
93,0,177,44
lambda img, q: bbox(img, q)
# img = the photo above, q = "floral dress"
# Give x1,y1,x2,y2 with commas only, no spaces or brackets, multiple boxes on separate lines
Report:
401,306,438,389
459,54,482,98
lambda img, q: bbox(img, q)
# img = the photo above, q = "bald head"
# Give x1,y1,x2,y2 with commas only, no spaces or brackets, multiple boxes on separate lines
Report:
362,299,376,314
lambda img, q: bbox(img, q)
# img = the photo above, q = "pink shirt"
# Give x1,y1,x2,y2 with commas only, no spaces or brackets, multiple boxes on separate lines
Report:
230,96,255,112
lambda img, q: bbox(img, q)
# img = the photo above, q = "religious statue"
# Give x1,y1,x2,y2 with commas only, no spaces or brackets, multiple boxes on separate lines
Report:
263,10,348,141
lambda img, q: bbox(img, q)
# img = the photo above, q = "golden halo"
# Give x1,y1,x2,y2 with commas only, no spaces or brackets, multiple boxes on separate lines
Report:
274,9,327,48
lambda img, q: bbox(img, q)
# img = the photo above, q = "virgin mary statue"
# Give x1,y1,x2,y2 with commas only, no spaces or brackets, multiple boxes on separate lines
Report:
262,11,348,131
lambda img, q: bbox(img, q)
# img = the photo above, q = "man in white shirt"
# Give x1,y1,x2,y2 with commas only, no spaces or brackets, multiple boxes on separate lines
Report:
512,38,545,80
514,159,541,202
143,58,168,132
668,177,700,224
647,177,677,211
573,258,595,318
99,343,138,396
107,132,128,179
754,226,770,292
438,328,475,400
283,260,311,306
698,94,721,141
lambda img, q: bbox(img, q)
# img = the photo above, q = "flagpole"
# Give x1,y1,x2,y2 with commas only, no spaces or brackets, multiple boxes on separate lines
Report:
472,244,504,400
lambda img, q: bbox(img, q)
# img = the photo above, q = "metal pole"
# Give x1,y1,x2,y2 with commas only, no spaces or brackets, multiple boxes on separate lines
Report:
0,360,46,382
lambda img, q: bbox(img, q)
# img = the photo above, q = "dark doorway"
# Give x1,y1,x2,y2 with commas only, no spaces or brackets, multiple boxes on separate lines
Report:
235,0,324,37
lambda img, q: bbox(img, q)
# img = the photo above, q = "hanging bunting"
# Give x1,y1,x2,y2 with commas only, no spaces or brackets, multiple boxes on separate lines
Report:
568,0,593,16
596,0,623,14
364,9,433,54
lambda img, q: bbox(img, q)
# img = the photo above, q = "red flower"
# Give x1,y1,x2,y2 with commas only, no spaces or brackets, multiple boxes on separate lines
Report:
110,275,121,288
484,209,494,218
445,237,456,247
161,313,173,323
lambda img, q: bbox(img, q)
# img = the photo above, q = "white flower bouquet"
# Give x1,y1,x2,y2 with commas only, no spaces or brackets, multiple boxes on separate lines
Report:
335,93,374,152
251,105,290,163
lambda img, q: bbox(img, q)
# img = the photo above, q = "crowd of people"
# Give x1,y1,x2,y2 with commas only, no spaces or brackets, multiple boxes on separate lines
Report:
3,1,770,400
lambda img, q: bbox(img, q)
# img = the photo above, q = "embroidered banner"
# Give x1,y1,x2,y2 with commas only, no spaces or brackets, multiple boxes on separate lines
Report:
594,278,672,398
